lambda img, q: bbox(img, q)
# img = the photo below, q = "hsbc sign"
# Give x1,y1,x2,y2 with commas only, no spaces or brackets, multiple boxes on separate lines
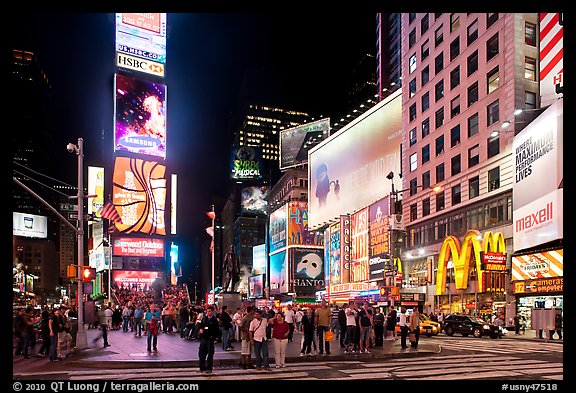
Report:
116,53,165,77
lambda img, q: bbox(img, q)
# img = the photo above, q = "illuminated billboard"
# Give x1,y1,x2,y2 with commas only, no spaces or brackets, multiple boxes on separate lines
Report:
280,118,330,170
113,237,165,257
308,90,402,228
231,146,263,180
287,200,322,246
13,212,47,238
249,274,264,298
116,53,165,78
88,166,104,220
269,251,288,295
513,100,563,251
329,222,341,285
291,248,325,296
170,242,180,285
114,73,167,159
252,244,266,276
350,208,369,282
241,186,268,214
112,270,164,291
115,13,166,64
269,204,287,253
89,220,106,272
539,13,563,107
112,157,167,236
170,174,177,235
511,249,563,281
369,197,390,280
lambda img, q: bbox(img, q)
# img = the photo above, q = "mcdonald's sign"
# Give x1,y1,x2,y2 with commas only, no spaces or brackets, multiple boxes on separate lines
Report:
435,230,506,295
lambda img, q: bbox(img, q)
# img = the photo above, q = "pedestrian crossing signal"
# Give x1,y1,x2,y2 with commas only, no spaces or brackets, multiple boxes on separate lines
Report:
81,266,96,282
67,264,77,278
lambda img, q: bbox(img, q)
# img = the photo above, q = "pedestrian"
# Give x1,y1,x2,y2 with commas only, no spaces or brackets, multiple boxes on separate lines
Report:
218,305,234,351
295,306,304,334
232,308,243,342
37,307,51,357
269,312,290,368
249,309,271,371
22,307,36,359
178,303,190,339
57,306,73,358
13,308,26,356
514,314,521,335
239,306,255,369
134,305,144,336
552,313,562,340
409,307,420,349
262,306,275,341
344,302,358,353
330,305,340,342
284,304,296,343
386,305,397,340
338,305,347,348
92,306,110,348
373,307,385,347
300,308,315,356
122,304,131,332
198,305,219,374
357,302,373,353
48,308,62,362
146,304,161,352
315,299,332,355
398,307,409,349
104,304,113,330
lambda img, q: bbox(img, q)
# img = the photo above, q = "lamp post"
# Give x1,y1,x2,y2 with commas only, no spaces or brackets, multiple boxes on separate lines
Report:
210,205,215,304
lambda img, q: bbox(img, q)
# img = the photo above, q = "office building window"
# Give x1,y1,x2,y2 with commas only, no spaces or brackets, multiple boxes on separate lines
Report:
450,124,461,147
487,99,499,126
487,13,498,28
486,33,499,61
435,24,444,47
450,13,460,32
450,36,460,61
450,66,460,90
409,127,417,146
422,91,430,112
422,144,430,164
525,91,537,110
409,53,417,73
409,13,417,24
451,95,461,118
468,112,479,137
452,184,462,206
467,50,478,76
468,144,480,167
525,22,537,46
409,103,417,122
409,28,416,48
422,117,430,138
410,178,418,196
451,154,461,176
435,52,444,74
487,66,500,94
436,163,445,183
422,171,431,189
410,152,418,171
469,175,480,199
421,39,430,60
422,65,430,86
421,14,429,34
487,135,499,158
467,19,478,45
525,57,537,81
488,167,500,191
435,107,445,129
436,191,445,211
435,80,444,102
410,204,418,222
436,135,444,156
409,78,417,98
468,81,479,107
423,198,431,217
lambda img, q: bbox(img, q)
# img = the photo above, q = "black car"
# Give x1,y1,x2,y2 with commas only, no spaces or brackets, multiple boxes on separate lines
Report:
443,314,502,339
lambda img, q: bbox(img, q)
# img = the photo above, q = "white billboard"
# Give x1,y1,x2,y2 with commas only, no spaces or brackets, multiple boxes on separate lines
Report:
13,212,48,238
513,99,563,251
280,118,330,170
252,244,266,276
308,89,402,229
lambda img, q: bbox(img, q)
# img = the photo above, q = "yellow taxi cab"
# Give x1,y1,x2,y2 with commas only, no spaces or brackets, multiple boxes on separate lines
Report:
395,314,441,337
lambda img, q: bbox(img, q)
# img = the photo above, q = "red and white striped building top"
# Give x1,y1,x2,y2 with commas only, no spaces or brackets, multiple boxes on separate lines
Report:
540,13,563,106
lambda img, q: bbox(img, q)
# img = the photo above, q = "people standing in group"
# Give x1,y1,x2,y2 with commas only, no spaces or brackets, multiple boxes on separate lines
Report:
146,304,161,352
284,304,296,343
357,302,373,353
344,302,358,353
409,307,420,349
268,312,290,368
218,305,234,351
315,299,332,356
373,307,385,347
398,307,409,349
249,309,271,371
386,306,398,340
300,308,315,356
239,306,255,369
197,305,219,374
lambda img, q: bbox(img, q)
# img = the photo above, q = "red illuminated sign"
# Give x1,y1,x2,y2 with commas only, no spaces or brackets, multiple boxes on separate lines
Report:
113,237,164,257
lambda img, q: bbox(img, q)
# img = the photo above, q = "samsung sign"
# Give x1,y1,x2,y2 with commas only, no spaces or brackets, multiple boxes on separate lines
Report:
116,53,165,77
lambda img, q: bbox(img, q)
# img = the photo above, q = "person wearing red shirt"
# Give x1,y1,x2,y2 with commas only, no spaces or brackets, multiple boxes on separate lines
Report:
269,312,290,368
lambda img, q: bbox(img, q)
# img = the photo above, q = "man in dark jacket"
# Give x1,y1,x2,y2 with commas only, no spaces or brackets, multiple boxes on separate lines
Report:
198,305,219,373
338,306,347,348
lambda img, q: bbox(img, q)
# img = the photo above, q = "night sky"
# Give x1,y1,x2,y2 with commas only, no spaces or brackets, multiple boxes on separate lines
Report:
10,11,377,278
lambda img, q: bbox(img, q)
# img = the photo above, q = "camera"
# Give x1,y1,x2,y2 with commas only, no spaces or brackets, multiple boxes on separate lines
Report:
67,143,76,153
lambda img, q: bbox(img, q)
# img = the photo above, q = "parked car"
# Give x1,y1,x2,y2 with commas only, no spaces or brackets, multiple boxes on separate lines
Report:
443,314,502,339
396,314,441,337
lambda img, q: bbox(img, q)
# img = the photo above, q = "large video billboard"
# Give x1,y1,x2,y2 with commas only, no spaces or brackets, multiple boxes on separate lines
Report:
13,212,47,238
269,251,288,295
115,13,167,64
287,200,322,246
369,197,390,280
112,270,164,291
114,73,167,159
291,248,325,297
329,222,341,285
280,118,330,170
308,90,402,228
113,237,165,257
269,204,287,253
350,208,369,282
241,186,268,214
231,146,263,180
249,274,264,298
112,157,167,236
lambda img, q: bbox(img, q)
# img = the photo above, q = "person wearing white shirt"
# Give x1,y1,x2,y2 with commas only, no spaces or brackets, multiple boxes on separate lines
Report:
104,306,114,330
232,308,243,341
283,304,296,342
344,303,358,353
249,309,270,371
397,307,409,349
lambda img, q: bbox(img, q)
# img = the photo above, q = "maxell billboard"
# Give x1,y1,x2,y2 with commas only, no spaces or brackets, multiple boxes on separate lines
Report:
280,118,330,170
513,99,563,251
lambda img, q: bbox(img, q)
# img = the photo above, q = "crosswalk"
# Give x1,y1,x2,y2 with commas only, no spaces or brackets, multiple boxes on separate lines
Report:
14,354,563,381
435,338,564,354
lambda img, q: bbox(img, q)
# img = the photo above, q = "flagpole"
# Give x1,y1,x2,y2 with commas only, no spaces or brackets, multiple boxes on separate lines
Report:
211,204,215,305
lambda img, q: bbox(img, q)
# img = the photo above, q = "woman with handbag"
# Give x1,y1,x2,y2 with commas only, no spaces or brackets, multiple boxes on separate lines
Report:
408,307,420,349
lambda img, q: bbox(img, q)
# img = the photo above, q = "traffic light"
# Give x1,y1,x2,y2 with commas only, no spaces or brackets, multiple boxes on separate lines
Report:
67,265,77,278
80,266,96,282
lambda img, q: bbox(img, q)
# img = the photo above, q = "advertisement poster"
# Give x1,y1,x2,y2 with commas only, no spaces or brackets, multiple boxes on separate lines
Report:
269,251,288,295
112,157,166,236
113,237,165,257
231,146,263,180
511,249,563,281
369,197,390,280
291,248,325,297
13,212,48,239
115,13,167,64
112,270,164,291
88,166,104,220
351,208,369,282
329,222,341,285
287,200,322,246
324,227,330,289
114,73,167,159
340,215,351,284
241,186,268,214
269,205,287,253
249,274,264,298
280,118,330,170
